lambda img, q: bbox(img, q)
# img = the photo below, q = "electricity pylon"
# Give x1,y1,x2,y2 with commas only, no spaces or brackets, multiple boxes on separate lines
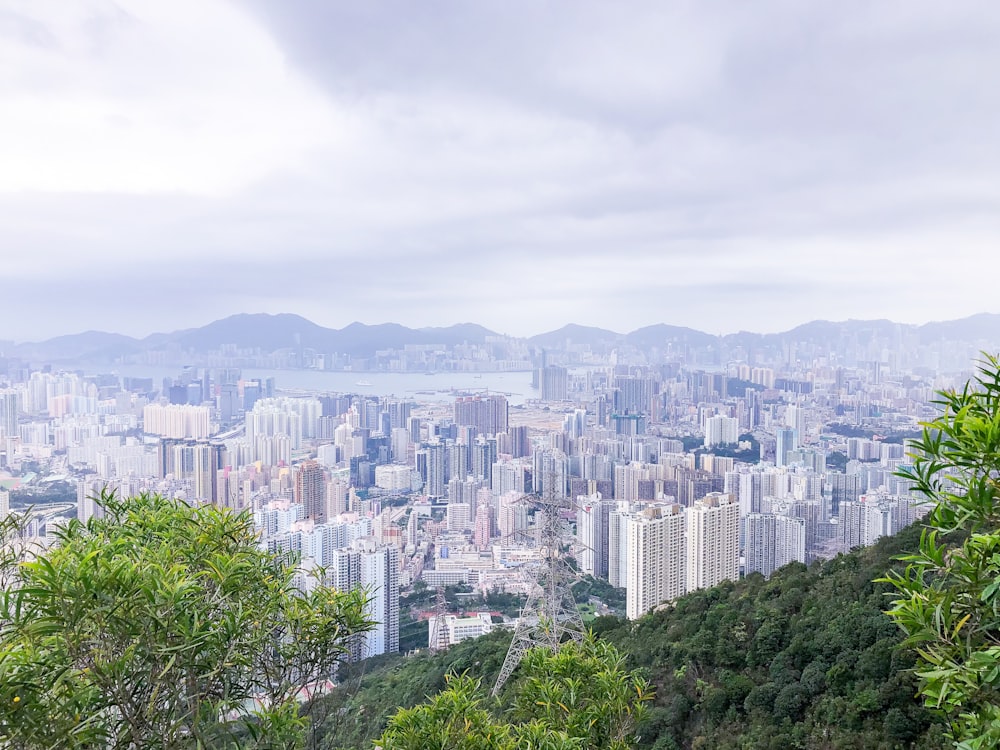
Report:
428,586,450,653
492,491,585,695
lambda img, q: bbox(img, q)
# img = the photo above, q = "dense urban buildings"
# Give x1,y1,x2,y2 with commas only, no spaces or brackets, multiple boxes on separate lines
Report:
0,323,955,659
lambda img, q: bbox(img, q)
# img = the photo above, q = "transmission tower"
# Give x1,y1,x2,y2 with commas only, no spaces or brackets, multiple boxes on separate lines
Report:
492,491,585,695
427,586,450,653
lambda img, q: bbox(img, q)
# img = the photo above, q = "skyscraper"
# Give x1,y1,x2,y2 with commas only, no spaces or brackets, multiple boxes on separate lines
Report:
744,513,806,578
576,493,612,579
424,442,446,497
686,492,739,592
625,503,686,620
453,394,509,436
295,460,327,523
0,389,19,439
539,365,568,401
358,540,400,658
775,427,797,468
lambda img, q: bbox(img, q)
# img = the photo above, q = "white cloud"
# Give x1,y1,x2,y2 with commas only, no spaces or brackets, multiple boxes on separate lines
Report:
0,0,343,195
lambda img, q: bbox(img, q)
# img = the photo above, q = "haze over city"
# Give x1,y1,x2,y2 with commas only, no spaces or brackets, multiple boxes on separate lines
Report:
4,1,1000,339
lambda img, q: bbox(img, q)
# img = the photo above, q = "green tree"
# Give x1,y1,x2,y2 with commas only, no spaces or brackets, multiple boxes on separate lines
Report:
376,635,651,750
0,490,372,749
881,354,1000,749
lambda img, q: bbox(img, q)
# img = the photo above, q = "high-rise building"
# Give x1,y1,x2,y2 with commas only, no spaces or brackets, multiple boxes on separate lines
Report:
157,439,225,504
295,460,328,523
453,394,508,436
143,403,211,440
686,492,739,592
359,541,400,658
473,494,493,549
625,503,686,620
539,365,568,401
775,427,797,467
607,506,631,588
506,425,530,458
704,415,739,448
424,442,446,497
0,389,19,439
576,493,612,579
325,539,399,660
743,513,806,578
532,449,567,499
446,502,472,532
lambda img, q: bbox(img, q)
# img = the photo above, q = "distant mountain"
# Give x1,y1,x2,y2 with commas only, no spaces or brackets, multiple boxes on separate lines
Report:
8,315,502,363
626,323,718,350
418,323,497,346
11,331,143,363
8,312,1000,366
527,324,623,350
148,313,330,352
918,312,1000,343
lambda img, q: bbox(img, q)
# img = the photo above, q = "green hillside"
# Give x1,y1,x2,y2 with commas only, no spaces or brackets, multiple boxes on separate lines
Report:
315,524,946,749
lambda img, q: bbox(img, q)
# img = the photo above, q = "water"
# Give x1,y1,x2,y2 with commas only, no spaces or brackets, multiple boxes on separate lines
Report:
104,366,538,405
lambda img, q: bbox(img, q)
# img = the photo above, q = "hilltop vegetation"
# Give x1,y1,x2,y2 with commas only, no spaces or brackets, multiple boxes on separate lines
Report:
315,523,946,749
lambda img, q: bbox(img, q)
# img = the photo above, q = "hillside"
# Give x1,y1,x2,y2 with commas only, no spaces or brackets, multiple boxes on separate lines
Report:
314,524,946,749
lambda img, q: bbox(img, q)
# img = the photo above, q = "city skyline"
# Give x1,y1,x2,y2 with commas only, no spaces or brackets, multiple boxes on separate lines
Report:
4,2,1000,340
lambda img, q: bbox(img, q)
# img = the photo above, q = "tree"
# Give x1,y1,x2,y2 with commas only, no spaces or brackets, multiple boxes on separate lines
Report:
376,634,651,750
881,354,1000,749
0,490,372,749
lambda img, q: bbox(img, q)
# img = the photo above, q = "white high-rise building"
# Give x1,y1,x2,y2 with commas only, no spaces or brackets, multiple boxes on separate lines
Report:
359,540,400,658
446,502,472,532
704,415,739,448
576,493,612,579
743,513,806,578
142,404,211,440
686,493,739,592
0,389,19,439
607,505,632,588
326,539,399,659
625,503,686,620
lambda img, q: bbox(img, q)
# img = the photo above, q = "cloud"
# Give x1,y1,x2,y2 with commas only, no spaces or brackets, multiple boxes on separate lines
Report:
2,0,1000,340
0,0,341,195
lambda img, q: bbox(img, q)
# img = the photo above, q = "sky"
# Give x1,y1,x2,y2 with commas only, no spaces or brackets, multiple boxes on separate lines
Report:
2,0,1000,342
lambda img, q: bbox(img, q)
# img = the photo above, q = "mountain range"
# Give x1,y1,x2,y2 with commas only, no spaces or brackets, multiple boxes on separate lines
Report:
4,312,1000,364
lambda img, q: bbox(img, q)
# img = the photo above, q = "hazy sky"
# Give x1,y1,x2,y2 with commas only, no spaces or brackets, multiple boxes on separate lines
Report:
3,1,1000,342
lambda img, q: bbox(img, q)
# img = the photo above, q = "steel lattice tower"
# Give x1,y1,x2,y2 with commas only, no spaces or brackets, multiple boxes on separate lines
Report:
492,492,585,695
428,586,450,653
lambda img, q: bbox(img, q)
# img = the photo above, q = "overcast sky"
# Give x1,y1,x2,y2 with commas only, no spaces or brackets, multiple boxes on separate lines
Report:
2,1,999,342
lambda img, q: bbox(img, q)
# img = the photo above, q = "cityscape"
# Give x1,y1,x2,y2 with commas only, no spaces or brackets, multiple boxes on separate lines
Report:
4,2,1000,746
1,311,981,661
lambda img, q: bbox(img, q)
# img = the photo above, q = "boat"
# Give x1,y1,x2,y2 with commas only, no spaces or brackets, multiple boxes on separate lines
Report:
354,380,373,387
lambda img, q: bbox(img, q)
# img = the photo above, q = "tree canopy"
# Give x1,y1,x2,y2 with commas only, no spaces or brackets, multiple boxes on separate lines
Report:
882,354,1000,749
376,634,651,750
317,525,945,749
0,490,372,749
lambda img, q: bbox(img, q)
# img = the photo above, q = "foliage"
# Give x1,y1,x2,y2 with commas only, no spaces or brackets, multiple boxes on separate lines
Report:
726,378,765,397
319,525,946,749
0,490,372,750
881,354,1000,749
597,524,945,750
572,574,626,615
314,629,513,749
376,635,651,750
826,450,849,472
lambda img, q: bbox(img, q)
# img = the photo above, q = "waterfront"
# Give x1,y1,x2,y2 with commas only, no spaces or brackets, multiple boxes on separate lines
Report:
102,366,539,405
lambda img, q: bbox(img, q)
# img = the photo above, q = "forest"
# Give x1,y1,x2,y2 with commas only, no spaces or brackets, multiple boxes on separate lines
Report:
314,522,946,749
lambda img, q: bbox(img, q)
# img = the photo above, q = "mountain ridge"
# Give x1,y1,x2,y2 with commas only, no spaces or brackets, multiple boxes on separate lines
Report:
6,312,1000,364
